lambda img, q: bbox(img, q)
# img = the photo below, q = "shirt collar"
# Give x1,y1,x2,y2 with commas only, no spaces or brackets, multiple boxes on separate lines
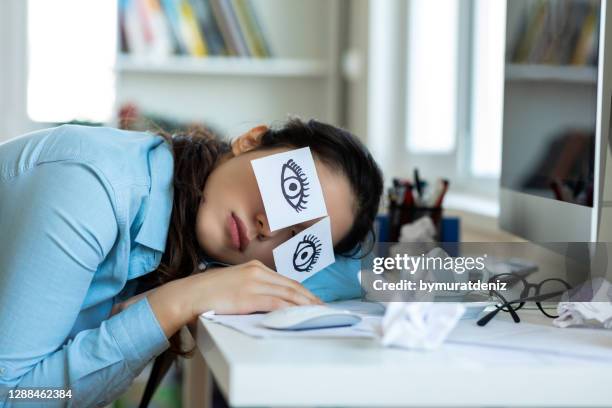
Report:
134,139,174,253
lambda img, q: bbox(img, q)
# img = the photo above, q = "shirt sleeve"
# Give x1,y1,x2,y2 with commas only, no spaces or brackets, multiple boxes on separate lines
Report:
303,255,362,302
0,161,169,407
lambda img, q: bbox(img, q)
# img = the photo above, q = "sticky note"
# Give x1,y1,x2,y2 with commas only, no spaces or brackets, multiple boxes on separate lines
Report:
273,217,335,282
251,147,328,231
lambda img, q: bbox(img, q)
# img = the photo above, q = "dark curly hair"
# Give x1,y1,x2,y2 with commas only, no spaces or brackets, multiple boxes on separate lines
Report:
257,118,383,256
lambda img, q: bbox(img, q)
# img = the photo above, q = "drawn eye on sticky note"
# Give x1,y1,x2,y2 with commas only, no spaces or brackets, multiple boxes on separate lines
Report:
281,159,309,211
293,234,321,272
273,217,335,282
251,147,327,231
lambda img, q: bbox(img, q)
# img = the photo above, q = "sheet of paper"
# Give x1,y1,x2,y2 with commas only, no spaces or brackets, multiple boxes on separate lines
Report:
447,314,612,361
251,147,327,231
273,217,335,282
201,312,376,339
201,302,612,364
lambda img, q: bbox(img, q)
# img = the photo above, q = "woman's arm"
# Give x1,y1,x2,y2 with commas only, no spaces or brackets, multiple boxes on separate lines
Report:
145,260,323,337
0,162,168,407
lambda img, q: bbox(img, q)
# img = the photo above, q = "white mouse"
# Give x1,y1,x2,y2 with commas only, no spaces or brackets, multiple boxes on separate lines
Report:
260,305,362,330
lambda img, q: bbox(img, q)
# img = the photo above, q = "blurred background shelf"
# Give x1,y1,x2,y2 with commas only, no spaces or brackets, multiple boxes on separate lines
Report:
505,64,598,84
116,55,330,77
113,0,342,135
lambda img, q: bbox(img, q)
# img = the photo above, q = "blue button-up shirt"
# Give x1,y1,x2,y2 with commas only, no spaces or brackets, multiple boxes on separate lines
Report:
0,125,360,407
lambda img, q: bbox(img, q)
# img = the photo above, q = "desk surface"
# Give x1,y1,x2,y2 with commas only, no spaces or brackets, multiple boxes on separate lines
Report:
196,309,612,407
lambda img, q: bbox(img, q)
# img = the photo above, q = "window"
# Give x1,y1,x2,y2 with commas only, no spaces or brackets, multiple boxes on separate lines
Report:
470,0,506,178
405,0,506,178
27,0,116,123
406,0,460,153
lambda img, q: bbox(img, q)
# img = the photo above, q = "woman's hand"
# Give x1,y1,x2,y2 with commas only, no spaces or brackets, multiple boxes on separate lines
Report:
146,259,322,338
188,259,323,316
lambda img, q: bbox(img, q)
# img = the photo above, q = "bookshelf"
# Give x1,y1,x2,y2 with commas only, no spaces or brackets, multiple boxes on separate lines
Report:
115,54,330,77
113,0,344,134
505,64,598,84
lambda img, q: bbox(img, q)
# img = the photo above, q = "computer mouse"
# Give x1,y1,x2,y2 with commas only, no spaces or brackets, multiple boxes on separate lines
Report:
260,305,362,330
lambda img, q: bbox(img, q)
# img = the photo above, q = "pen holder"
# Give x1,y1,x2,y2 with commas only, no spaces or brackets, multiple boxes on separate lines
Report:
388,204,443,242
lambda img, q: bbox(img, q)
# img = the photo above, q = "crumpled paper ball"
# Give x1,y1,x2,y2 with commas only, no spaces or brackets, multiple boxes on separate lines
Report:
377,302,466,350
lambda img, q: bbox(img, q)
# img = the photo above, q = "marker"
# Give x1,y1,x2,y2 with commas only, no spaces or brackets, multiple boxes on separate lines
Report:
402,181,414,206
434,179,449,208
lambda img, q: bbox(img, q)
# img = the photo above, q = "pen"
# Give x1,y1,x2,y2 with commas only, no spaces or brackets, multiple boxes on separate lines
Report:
414,168,423,199
434,179,449,208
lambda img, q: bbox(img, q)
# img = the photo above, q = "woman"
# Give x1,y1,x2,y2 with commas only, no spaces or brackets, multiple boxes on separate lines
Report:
0,118,383,406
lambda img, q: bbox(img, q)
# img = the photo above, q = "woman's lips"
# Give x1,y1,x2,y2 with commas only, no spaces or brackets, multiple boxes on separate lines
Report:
228,212,250,252
227,214,240,251
233,213,250,251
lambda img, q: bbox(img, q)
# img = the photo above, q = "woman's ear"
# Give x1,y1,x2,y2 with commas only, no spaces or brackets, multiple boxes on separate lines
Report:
231,125,269,156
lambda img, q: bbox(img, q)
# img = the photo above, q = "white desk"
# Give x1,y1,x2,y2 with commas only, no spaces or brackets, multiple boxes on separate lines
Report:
193,309,612,407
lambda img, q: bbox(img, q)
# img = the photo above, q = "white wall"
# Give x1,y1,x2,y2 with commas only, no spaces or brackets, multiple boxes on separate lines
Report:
345,0,369,141
344,0,407,179
0,0,40,142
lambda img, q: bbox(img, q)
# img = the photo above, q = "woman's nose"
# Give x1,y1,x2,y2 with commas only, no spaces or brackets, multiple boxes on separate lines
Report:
255,213,276,239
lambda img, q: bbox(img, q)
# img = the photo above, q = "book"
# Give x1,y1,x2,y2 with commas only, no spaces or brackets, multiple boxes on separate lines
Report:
160,0,188,54
571,5,598,65
190,0,227,55
232,0,273,57
137,0,155,50
210,0,249,57
222,0,250,56
118,0,130,53
120,0,272,59
525,2,549,63
242,0,272,57
588,11,601,66
232,0,262,57
209,0,237,55
143,0,174,57
123,0,148,55
554,1,584,65
178,0,208,56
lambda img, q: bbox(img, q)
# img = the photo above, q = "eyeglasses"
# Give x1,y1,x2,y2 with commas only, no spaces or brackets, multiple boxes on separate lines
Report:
477,273,572,327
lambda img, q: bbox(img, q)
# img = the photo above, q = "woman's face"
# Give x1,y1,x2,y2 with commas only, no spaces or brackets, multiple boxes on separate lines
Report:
195,127,356,268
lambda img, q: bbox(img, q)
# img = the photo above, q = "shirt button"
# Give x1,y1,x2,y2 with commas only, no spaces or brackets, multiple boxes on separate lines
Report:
0,367,5,375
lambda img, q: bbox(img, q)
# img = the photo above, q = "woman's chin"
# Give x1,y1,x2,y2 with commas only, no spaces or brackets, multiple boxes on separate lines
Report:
213,248,245,265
